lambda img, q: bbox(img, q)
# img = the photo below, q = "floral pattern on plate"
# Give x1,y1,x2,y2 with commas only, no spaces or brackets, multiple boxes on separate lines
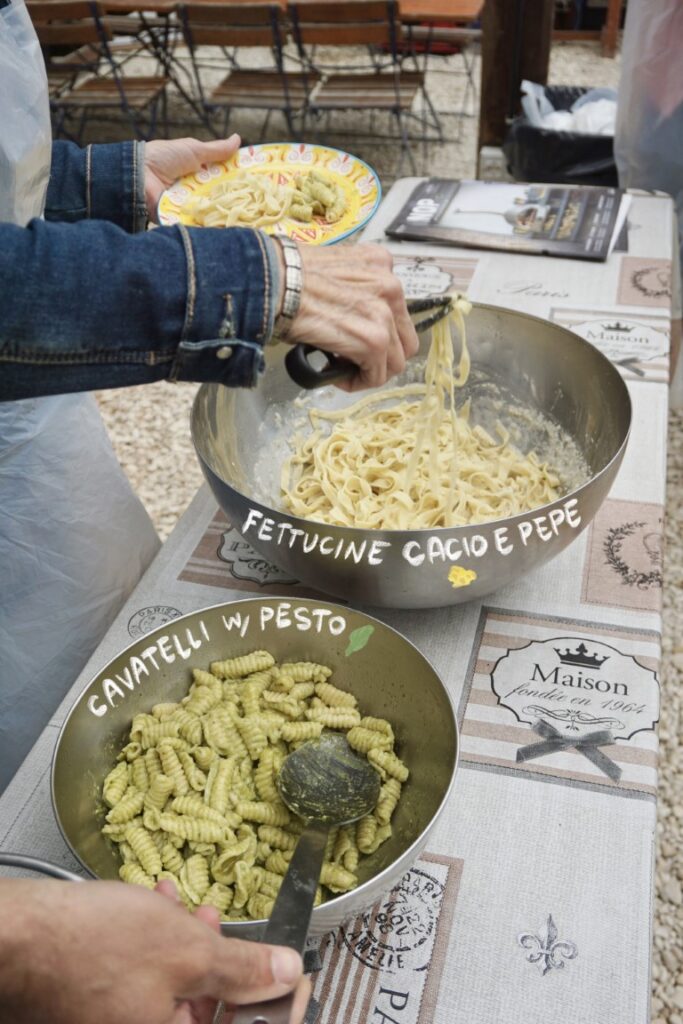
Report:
157,142,381,246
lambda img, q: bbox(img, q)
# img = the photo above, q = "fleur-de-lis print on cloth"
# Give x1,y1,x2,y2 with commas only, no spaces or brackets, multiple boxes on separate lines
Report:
518,915,578,975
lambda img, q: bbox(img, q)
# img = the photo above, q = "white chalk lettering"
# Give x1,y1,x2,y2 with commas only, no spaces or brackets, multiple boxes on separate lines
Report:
199,620,210,642
258,517,274,541
401,541,424,567
141,646,161,672
87,694,107,717
276,603,293,628
329,615,346,635
114,668,135,692
319,536,335,556
565,498,581,527
103,678,125,707
494,526,513,555
222,612,250,638
534,515,553,542
368,540,391,565
518,520,534,546
172,633,192,660
260,606,275,630
157,635,176,665
130,656,149,687
241,508,263,534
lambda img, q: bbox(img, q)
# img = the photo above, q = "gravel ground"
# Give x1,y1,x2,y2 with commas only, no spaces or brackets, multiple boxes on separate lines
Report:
89,39,683,1019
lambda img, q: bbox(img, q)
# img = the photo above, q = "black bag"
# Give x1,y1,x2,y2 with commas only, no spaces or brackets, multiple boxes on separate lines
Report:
503,86,618,187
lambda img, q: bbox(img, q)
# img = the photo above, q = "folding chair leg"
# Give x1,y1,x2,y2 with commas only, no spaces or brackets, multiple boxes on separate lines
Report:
394,109,416,175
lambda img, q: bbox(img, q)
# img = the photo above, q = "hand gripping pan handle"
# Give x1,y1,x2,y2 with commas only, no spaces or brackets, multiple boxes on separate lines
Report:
284,295,453,390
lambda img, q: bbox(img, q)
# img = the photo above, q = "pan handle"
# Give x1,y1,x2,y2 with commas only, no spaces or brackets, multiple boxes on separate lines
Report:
0,852,85,882
284,344,356,389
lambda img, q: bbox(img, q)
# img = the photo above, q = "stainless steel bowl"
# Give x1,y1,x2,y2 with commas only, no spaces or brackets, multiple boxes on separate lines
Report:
192,303,631,609
52,598,458,939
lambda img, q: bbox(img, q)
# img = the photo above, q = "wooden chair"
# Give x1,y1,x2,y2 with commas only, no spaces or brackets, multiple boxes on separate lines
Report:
178,2,317,137
27,0,168,141
288,0,430,169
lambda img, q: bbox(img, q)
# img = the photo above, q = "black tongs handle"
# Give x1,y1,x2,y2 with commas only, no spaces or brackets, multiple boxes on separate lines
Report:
284,295,453,390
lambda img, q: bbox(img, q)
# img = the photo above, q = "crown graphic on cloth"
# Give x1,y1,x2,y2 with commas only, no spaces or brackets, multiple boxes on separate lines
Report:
553,642,609,668
602,321,634,332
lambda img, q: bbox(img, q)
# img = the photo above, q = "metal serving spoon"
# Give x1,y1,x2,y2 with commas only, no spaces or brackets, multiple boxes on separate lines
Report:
224,732,381,1024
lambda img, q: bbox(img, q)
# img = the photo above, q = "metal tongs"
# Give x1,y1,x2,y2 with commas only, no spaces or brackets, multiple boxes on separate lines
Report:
284,294,454,390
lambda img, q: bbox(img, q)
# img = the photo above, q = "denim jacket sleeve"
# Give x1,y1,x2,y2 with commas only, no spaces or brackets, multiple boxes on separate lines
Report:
1,139,284,401
0,217,280,401
45,140,148,233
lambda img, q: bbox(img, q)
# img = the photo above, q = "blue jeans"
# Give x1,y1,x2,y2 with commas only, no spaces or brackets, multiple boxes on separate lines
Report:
0,140,281,400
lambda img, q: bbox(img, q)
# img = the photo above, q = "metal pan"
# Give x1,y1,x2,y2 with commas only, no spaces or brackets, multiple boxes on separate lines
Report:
192,303,631,609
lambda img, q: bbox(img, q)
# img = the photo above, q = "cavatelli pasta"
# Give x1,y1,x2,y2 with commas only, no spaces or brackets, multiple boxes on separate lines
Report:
258,825,298,852
144,773,174,813
279,721,323,743
356,814,378,854
346,725,393,755
158,813,227,844
315,682,358,709
125,823,162,876
201,882,233,913
367,749,409,782
161,841,185,874
375,778,402,825
306,707,361,730
211,651,275,679
320,863,357,893
102,647,407,918
157,741,190,797
265,849,292,875
192,746,216,772
183,685,221,718
106,788,144,824
179,751,207,792
119,863,155,888
181,854,211,903
235,716,268,760
190,669,223,699
152,701,180,720
138,721,180,749
254,749,279,804
103,762,129,808
280,662,332,684
130,758,150,793
236,800,290,827
171,708,203,746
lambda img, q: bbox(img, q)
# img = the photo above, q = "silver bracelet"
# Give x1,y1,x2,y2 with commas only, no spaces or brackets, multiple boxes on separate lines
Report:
271,234,303,342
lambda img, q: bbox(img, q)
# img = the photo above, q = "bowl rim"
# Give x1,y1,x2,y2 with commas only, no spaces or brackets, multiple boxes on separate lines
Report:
191,301,633,537
50,596,460,924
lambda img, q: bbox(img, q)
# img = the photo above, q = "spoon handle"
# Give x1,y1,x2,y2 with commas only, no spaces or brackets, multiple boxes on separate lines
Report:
227,820,329,1024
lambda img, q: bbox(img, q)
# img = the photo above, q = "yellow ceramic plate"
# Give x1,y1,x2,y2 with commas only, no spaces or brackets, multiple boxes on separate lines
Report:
157,142,382,246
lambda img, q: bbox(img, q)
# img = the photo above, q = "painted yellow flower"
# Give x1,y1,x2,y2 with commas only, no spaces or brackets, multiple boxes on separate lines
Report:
448,566,477,589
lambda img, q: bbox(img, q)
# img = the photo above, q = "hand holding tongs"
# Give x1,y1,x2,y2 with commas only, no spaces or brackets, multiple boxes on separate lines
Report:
284,294,454,390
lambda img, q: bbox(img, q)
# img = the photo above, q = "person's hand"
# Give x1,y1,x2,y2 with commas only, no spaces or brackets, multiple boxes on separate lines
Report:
0,878,310,1024
282,242,420,391
144,135,242,220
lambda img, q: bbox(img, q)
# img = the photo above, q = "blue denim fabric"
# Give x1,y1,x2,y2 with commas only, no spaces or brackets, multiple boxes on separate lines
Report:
45,139,148,232
0,141,281,400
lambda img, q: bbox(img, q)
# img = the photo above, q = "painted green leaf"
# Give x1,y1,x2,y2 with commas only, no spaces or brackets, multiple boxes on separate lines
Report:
345,625,374,657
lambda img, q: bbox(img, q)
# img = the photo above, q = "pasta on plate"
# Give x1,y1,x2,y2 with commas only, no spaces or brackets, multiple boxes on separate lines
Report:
281,296,562,529
186,168,347,229
101,651,406,920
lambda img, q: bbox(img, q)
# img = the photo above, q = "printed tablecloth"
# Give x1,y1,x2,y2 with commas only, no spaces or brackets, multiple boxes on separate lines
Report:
1,182,679,1024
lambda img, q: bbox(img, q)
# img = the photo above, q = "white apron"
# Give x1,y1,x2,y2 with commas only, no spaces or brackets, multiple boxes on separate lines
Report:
0,0,160,790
